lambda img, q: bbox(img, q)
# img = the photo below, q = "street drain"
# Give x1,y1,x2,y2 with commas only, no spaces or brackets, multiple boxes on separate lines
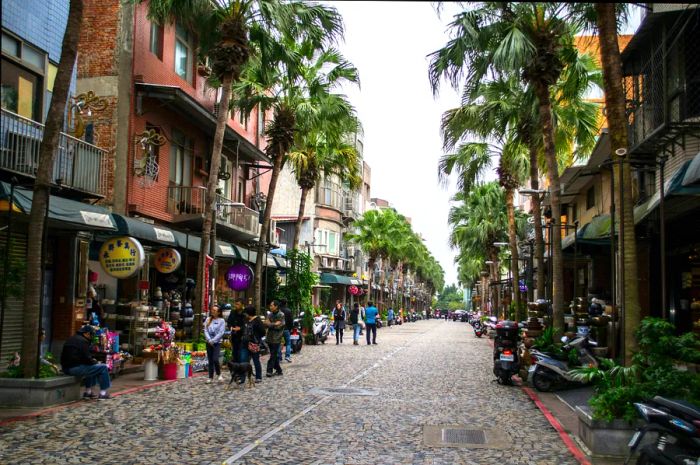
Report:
423,425,510,449
309,387,379,396
442,428,486,444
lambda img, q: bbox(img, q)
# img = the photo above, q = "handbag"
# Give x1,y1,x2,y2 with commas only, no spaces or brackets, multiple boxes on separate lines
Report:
248,341,260,353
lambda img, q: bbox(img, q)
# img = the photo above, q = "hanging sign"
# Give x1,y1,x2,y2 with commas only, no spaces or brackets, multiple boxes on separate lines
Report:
99,236,145,279
154,248,181,274
226,263,254,291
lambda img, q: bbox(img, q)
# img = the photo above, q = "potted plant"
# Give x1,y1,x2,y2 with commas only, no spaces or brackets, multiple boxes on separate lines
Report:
0,352,82,407
571,318,700,458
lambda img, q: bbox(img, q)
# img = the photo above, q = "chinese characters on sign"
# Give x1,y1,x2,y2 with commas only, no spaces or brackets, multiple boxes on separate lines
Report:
99,236,145,279
226,263,254,291
154,248,182,274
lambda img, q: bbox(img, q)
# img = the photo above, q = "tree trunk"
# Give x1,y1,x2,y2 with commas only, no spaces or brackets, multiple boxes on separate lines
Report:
505,187,521,321
291,186,310,250
529,142,546,300
534,82,565,336
596,3,641,364
366,257,375,306
22,0,84,378
254,152,284,312
194,74,233,339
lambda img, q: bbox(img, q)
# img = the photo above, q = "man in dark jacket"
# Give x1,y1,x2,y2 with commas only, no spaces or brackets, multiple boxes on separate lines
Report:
279,299,293,363
60,326,111,400
227,298,246,362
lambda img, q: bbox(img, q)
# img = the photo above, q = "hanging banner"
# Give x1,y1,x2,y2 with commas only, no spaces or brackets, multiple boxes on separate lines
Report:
203,255,214,311
154,248,181,274
99,236,145,279
226,263,254,291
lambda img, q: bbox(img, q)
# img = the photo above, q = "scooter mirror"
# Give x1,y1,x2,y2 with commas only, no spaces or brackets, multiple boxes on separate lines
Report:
299,312,305,317
561,336,569,343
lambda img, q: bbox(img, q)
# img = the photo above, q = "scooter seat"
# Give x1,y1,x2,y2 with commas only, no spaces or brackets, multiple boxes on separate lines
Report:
653,396,700,421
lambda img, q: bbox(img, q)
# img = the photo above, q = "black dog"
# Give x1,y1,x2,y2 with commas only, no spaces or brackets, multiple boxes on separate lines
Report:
226,361,254,389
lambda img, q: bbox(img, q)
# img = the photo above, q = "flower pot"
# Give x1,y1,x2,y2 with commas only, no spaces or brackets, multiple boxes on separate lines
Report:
576,406,646,458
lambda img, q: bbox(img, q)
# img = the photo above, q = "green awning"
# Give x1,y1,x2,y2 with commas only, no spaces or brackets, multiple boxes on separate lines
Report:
320,272,354,285
0,181,116,230
562,214,612,250
239,248,282,268
111,214,178,245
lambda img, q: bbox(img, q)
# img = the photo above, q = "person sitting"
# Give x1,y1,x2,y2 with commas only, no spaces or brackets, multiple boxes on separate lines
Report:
60,325,112,400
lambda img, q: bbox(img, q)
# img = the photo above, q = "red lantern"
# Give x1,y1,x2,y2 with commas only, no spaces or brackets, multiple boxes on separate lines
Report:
348,285,359,295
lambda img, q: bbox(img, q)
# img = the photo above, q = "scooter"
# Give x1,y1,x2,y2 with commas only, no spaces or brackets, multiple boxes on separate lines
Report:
493,320,520,385
528,334,599,392
626,396,700,465
290,312,304,353
473,319,485,338
312,314,330,344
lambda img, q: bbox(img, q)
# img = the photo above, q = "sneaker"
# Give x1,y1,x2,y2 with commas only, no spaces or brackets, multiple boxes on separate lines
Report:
266,372,274,378
275,371,283,376
97,393,111,400
82,392,96,400
373,342,378,345
255,379,262,383
217,375,224,382
285,358,292,363
206,378,213,384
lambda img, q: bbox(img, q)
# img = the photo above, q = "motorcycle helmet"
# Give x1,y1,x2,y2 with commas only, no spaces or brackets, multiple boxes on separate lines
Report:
222,303,232,310
588,300,604,317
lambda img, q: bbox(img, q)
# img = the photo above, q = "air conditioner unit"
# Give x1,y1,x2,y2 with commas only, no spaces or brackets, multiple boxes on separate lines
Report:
268,219,278,245
322,257,329,268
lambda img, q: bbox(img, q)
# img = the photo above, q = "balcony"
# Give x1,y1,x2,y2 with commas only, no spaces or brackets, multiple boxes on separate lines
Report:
0,109,108,198
166,185,261,241
315,185,342,211
342,195,359,220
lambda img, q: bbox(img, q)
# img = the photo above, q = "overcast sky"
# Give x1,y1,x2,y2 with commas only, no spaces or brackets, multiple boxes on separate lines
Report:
329,2,643,288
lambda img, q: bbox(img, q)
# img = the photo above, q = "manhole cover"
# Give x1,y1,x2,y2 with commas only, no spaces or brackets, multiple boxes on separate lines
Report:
442,428,486,444
423,425,510,449
309,387,379,396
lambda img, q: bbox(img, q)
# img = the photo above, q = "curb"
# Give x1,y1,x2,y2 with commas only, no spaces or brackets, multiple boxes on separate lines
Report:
0,372,206,427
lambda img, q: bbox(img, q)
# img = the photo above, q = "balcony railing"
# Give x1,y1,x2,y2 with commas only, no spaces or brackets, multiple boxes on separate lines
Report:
342,195,359,219
1,108,108,197
216,194,261,238
168,185,207,216
315,185,342,211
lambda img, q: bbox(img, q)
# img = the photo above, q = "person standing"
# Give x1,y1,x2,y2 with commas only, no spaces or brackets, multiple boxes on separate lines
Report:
364,302,379,345
333,301,346,344
350,303,361,345
265,300,285,377
227,298,246,362
60,326,112,400
387,307,395,327
204,305,226,383
279,299,293,363
240,306,266,383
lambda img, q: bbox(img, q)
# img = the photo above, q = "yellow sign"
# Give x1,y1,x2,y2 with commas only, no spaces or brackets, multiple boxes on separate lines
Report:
99,236,145,279
154,248,181,274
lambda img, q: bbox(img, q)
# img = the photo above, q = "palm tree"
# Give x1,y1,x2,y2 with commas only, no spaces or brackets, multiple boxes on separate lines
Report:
430,3,599,334
233,12,346,311
21,0,84,378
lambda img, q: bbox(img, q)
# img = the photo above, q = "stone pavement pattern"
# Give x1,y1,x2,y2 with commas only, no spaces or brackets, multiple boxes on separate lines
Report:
0,320,578,465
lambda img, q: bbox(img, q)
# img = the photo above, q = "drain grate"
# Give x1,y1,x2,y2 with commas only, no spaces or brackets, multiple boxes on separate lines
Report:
309,387,378,396
441,428,486,444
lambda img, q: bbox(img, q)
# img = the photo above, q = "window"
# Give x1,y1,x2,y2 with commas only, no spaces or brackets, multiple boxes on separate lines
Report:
149,22,163,59
1,59,42,120
238,110,248,131
174,22,192,82
328,231,337,255
586,186,595,210
1,33,20,57
169,129,192,187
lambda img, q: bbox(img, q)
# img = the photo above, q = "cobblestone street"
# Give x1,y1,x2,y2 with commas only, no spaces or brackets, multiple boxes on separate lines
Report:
0,320,578,465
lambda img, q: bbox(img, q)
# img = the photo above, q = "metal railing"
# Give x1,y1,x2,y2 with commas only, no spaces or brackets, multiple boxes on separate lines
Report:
315,185,342,210
167,185,207,216
1,108,108,196
216,193,260,237
343,194,359,218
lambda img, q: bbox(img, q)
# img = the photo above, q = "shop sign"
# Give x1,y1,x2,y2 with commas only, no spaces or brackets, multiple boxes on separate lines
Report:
154,227,176,243
226,263,254,291
154,248,181,274
99,236,145,279
80,211,114,229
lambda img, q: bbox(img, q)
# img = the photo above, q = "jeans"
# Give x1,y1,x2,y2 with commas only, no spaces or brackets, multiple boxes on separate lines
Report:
240,346,262,381
206,343,221,378
335,326,344,343
278,329,292,360
67,363,111,390
267,342,282,374
366,323,377,344
231,337,242,363
353,323,361,341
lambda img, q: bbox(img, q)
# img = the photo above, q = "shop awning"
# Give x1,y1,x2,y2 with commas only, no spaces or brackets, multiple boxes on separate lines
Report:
111,214,178,245
320,273,354,285
169,231,244,259
635,156,700,224
562,214,612,250
0,181,116,230
238,247,284,268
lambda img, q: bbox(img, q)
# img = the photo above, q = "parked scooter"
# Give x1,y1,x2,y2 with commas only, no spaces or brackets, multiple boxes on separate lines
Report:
626,396,700,465
493,320,520,385
290,312,304,353
473,319,486,338
528,334,599,392
312,314,330,344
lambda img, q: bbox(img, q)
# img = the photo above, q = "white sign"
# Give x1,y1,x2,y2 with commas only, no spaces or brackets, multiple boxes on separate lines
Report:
80,211,114,229
154,227,175,243
219,245,235,257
